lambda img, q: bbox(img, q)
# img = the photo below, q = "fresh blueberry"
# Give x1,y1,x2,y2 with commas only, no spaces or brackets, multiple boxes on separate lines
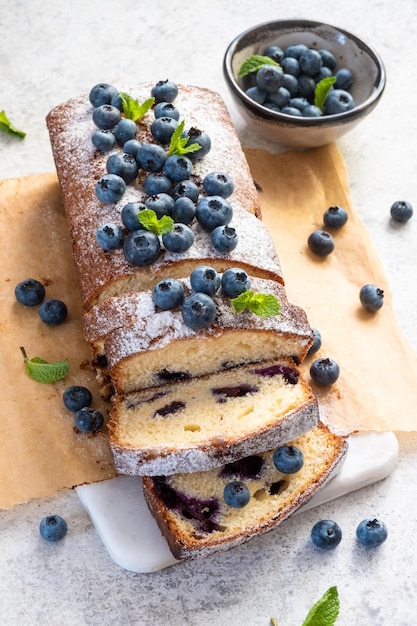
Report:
356,518,388,548
91,129,116,152
190,266,221,296
121,202,146,231
110,92,123,111
267,87,291,108
145,193,174,218
106,152,138,184
280,56,300,77
162,223,195,253
334,68,353,90
315,66,333,82
154,101,180,120
181,292,217,330
95,174,126,203
281,106,302,117
297,74,316,100
256,65,284,93
223,481,250,508
92,104,121,130
203,172,235,199
196,196,233,232
299,48,323,77
288,97,309,112
113,118,137,146
15,278,45,306
319,49,337,71
311,519,342,550
183,127,212,160
282,73,299,96
264,44,284,63
122,138,142,158
310,357,340,385
308,230,335,256
221,268,251,298
150,116,179,144
123,230,161,266
211,225,238,253
96,222,124,251
89,83,118,108
152,278,184,310
39,299,68,326
273,445,304,473
307,328,322,356
264,102,280,113
63,386,93,412
172,197,196,224
136,143,166,173
245,86,267,104
151,80,178,103
324,89,355,115
164,154,193,182
359,284,384,312
39,515,68,542
74,407,104,433
144,172,173,196
323,206,349,228
284,43,309,59
172,180,200,203
390,200,413,222
302,105,323,117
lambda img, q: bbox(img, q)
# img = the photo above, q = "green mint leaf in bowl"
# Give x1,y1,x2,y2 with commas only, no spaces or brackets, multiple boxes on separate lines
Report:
137,208,174,235
302,585,340,626
0,111,26,138
20,347,70,383
119,92,155,121
314,76,337,111
232,291,280,317
168,120,200,156
238,54,281,78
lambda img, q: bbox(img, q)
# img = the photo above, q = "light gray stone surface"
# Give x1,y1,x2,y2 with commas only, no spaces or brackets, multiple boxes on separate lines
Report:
1,1,417,624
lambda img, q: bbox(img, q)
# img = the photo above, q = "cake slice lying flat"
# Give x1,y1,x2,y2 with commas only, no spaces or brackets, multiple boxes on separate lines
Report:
142,423,348,560
84,277,313,397
108,358,319,476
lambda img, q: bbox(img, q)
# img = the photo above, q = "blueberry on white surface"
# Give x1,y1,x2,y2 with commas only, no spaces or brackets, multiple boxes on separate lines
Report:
154,101,180,121
196,196,233,232
273,445,304,474
39,299,68,326
39,515,68,542
151,79,178,104
190,266,221,296
91,129,116,153
221,268,251,298
92,104,121,130
311,519,342,550
123,230,161,266
211,225,238,253
223,481,250,508
359,284,384,312
121,202,146,231
164,154,193,182
113,118,137,146
390,200,413,222
63,386,93,413
152,279,184,310
106,151,138,184
172,180,199,203
162,224,194,253
89,83,118,108
310,357,340,385
323,205,348,228
356,518,388,547
184,127,211,160
203,172,235,199
143,172,173,196
15,278,45,307
95,174,126,203
136,143,166,173
96,222,124,251
181,292,216,330
74,407,104,433
145,193,174,219
307,328,322,356
150,116,179,144
307,230,335,256
122,139,142,158
172,197,196,225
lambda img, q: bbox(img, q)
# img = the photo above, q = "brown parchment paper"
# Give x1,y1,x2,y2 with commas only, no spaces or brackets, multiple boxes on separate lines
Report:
1,144,416,508
244,144,417,435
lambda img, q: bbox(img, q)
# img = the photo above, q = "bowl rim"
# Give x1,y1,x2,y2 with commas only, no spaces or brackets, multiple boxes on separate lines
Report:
223,18,387,126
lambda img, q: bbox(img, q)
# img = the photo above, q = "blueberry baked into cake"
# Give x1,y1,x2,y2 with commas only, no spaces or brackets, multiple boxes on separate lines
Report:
47,80,347,559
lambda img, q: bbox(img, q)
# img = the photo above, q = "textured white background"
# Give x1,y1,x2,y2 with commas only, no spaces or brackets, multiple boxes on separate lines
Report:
1,1,417,624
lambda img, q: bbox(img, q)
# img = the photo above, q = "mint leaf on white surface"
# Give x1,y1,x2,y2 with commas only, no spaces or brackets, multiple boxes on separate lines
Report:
119,92,154,121
137,208,174,235
0,110,26,138
20,347,70,384
232,291,280,317
301,586,340,625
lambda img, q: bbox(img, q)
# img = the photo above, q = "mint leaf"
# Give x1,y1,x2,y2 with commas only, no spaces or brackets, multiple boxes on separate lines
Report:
168,120,200,156
20,347,70,384
238,55,280,78
302,586,340,626
231,291,280,317
119,92,155,122
0,111,26,138
137,208,174,235
314,77,337,111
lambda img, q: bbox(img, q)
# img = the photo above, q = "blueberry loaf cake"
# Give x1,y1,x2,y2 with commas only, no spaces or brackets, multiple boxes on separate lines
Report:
142,423,348,560
83,276,313,398
46,83,284,312
108,358,319,475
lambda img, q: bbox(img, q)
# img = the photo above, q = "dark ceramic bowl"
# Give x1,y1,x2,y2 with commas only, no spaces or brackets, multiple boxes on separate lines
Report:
223,19,386,148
